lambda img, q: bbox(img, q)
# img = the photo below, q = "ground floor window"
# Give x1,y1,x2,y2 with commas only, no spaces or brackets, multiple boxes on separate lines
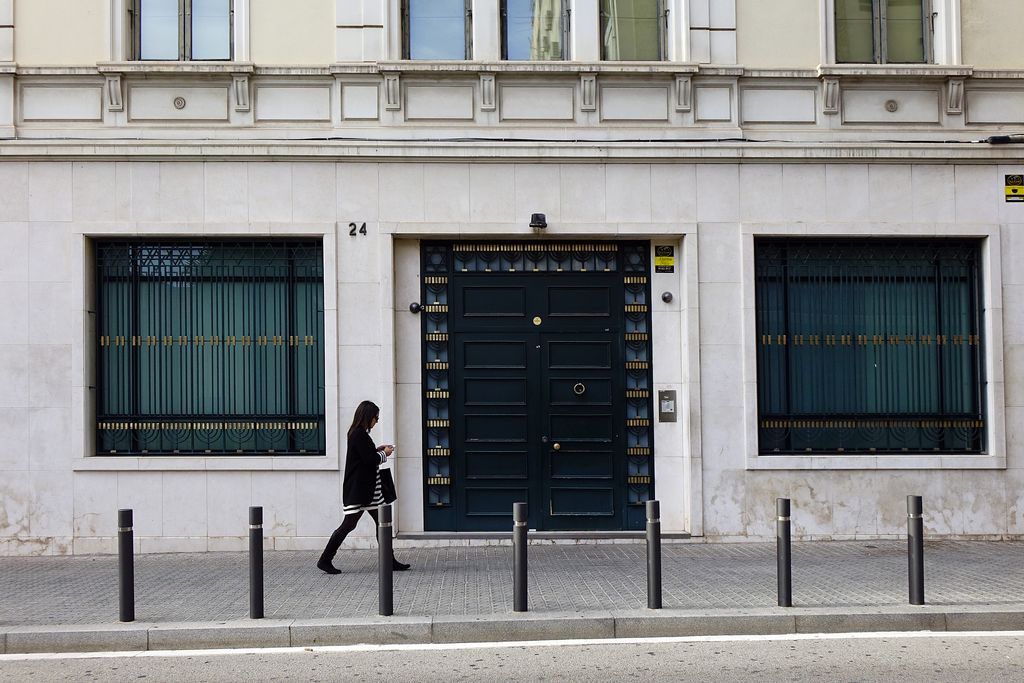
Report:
755,239,984,454
95,240,325,455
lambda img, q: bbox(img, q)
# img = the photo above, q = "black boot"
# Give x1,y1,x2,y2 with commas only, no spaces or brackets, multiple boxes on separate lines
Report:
392,556,411,571
317,555,342,574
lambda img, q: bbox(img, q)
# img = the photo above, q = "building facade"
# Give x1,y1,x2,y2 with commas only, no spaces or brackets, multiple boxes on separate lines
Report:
0,1,1022,555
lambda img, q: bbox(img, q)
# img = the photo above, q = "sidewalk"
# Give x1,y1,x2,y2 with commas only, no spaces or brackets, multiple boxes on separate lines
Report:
1,540,1022,653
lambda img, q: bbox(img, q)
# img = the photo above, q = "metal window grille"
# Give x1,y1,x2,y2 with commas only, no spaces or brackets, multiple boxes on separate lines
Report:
95,240,325,455
755,239,984,454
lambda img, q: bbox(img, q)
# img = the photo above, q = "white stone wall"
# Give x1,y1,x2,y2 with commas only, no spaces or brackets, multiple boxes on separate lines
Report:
0,156,1022,555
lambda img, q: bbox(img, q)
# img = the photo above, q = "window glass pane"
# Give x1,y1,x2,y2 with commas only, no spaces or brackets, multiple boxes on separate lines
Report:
191,0,231,60
834,0,875,63
885,0,925,63
601,0,661,61
140,0,180,60
505,0,563,60
409,0,467,60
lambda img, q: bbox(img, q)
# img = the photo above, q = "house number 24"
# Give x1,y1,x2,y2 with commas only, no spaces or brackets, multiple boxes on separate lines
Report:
348,222,368,236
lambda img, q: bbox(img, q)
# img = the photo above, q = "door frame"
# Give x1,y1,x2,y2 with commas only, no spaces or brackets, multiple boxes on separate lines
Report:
419,240,655,532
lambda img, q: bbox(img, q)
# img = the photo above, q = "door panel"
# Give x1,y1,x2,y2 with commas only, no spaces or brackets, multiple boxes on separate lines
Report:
465,449,528,479
548,341,612,368
549,487,615,516
463,286,526,317
548,286,613,317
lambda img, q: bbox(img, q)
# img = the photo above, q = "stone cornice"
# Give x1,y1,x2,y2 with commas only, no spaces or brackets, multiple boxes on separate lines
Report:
1,139,1022,163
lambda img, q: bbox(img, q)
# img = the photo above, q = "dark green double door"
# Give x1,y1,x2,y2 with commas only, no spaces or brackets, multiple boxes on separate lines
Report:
450,274,626,530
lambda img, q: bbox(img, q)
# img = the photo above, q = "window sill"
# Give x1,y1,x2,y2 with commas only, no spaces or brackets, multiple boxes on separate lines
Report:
72,454,338,472
97,61,255,75
745,453,1005,471
368,61,701,76
818,64,973,79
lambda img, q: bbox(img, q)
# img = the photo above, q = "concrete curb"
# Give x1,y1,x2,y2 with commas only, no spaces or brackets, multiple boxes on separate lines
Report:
3,607,1023,655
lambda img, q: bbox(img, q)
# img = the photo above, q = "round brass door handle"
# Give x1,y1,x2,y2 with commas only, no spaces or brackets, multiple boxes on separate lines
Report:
573,382,586,396
553,443,561,451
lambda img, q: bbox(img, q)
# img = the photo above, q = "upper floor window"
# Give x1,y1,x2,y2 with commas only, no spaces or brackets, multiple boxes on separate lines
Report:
403,0,472,60
502,0,568,60
130,0,233,61
835,0,930,63
600,0,664,61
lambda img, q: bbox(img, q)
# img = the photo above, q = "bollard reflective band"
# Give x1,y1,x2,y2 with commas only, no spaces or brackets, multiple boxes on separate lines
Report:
777,516,791,522
908,513,923,519
514,520,527,527
118,526,132,533
249,524,262,530
647,517,660,523
379,522,392,528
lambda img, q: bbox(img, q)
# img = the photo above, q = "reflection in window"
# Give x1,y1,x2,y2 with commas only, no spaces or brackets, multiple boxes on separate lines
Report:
405,0,470,60
600,0,663,61
133,0,233,61
503,0,566,61
835,0,928,63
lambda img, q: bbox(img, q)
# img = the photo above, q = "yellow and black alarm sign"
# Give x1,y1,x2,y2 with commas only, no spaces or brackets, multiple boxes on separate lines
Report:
1007,174,1024,202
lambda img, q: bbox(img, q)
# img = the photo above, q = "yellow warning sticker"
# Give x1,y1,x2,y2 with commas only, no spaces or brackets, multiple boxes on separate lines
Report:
1007,174,1024,202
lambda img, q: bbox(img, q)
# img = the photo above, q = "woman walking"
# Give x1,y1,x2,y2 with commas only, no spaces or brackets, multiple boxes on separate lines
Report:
317,400,410,574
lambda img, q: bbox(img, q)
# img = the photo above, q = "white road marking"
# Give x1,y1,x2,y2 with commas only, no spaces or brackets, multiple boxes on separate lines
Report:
3,630,1024,662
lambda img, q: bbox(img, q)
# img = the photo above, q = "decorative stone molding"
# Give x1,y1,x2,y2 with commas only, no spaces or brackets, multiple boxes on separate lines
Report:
233,75,251,112
675,75,692,112
383,72,401,111
580,73,597,112
946,78,964,115
822,78,840,115
105,75,124,112
479,73,496,112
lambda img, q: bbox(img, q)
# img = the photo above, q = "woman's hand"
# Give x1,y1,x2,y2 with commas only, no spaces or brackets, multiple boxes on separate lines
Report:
381,445,395,457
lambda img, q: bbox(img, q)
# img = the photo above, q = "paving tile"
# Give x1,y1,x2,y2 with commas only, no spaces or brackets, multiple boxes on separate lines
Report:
0,541,1022,626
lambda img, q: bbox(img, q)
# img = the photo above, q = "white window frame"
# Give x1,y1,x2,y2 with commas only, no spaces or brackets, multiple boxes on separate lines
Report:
110,0,250,62
822,0,961,66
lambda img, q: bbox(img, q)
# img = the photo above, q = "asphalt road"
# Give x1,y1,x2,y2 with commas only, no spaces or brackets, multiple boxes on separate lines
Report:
2,632,1023,682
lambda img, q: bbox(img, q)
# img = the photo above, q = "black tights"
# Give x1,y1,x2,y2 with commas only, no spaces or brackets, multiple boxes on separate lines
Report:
319,509,379,562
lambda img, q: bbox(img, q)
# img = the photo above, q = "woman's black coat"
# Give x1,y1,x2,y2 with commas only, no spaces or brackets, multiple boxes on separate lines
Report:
342,429,382,507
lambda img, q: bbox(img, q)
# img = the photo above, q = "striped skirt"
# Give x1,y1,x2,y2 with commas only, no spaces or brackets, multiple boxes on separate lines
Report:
343,469,384,515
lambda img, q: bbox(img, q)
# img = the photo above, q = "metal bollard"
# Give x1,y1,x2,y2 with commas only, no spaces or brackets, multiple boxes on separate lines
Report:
646,500,662,609
776,498,792,608
249,506,264,619
907,495,925,605
378,504,394,617
118,508,135,622
513,502,528,612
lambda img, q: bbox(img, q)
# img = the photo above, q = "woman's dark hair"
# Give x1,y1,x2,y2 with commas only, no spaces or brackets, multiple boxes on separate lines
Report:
348,400,380,437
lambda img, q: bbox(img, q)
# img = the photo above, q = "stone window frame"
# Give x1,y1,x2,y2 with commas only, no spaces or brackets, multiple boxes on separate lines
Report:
71,226,340,473
740,223,1007,471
